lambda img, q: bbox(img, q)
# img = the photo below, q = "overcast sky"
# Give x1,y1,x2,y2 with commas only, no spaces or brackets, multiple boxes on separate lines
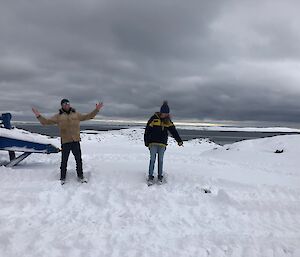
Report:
1,0,300,125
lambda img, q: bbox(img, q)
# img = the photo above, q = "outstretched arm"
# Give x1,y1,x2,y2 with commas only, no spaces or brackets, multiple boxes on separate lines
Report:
168,125,183,146
78,102,103,121
32,107,58,125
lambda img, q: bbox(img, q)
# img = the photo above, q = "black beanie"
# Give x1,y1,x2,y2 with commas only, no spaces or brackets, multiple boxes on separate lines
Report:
61,98,70,105
160,101,170,114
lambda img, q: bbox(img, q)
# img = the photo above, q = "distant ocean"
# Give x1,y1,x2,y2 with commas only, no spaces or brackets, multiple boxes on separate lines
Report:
13,123,300,146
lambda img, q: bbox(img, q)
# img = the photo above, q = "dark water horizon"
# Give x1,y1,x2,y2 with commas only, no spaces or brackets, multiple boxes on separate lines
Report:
13,123,300,146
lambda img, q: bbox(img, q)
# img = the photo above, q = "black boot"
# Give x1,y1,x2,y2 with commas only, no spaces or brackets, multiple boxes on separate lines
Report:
147,175,155,186
157,175,165,185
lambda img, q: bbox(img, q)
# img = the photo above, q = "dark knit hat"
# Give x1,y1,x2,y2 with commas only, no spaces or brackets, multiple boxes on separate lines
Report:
160,101,170,114
61,98,70,105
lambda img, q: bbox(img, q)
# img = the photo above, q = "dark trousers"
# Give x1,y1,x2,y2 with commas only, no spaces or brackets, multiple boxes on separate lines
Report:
60,141,83,180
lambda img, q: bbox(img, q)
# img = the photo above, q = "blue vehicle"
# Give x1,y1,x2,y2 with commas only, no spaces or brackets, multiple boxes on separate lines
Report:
0,113,60,167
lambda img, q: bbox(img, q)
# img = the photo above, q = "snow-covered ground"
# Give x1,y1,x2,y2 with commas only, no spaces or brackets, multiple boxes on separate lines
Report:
0,128,299,257
176,126,300,132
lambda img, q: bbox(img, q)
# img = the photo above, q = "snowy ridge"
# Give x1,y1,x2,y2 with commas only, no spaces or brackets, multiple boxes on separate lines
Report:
177,126,300,132
0,128,299,257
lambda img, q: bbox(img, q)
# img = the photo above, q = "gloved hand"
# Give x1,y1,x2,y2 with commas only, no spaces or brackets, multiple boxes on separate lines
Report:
178,141,183,146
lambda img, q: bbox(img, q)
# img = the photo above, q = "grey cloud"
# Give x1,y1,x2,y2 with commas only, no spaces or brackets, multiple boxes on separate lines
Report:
1,0,300,126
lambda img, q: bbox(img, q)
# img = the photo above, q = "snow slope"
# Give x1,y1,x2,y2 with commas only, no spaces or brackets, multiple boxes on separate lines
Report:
0,128,299,257
176,126,300,132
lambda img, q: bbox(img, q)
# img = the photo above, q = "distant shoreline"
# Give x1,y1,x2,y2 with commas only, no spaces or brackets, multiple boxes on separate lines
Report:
12,123,300,146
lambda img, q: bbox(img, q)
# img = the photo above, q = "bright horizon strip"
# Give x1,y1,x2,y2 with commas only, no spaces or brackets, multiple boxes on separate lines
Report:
11,118,226,127
92,118,227,127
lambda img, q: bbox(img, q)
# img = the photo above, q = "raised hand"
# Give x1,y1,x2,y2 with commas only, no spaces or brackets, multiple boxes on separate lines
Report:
96,102,104,111
32,107,41,117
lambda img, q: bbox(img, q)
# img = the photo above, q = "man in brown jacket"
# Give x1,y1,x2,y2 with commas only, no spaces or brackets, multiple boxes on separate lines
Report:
32,99,103,184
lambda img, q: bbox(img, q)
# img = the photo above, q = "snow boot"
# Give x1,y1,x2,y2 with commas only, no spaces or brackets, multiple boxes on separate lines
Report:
147,175,155,186
157,175,166,185
79,176,88,183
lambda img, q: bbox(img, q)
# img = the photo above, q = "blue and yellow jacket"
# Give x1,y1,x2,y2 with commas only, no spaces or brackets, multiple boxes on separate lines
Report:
144,112,182,147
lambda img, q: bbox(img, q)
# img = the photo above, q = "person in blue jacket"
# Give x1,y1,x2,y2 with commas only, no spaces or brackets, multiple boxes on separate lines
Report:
144,101,183,185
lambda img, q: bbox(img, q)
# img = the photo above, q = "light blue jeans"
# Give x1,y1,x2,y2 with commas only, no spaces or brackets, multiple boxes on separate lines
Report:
148,145,166,177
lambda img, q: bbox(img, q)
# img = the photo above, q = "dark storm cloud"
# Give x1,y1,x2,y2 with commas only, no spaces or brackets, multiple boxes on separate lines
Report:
1,0,300,125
